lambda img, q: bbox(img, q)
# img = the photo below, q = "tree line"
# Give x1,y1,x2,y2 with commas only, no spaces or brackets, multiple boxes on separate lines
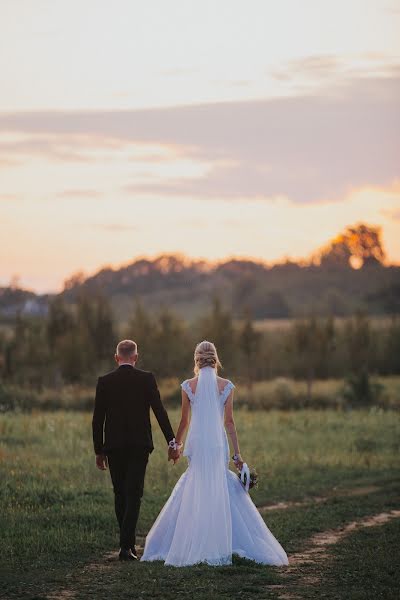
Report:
1,294,399,399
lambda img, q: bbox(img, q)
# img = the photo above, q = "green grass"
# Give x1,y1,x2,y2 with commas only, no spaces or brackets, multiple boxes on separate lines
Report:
322,519,400,600
281,518,400,600
0,408,399,599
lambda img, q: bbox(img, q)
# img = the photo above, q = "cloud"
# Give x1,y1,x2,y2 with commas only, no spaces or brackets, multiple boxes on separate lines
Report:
0,71,399,204
123,161,294,200
0,135,107,162
0,133,185,165
271,54,341,81
270,53,400,84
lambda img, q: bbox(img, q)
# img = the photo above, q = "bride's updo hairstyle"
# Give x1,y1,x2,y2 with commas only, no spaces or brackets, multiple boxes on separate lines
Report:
194,340,222,375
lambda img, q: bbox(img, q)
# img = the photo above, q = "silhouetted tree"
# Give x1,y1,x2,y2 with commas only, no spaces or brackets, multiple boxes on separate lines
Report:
346,223,385,267
152,308,189,378
319,238,352,268
317,223,386,269
125,300,157,369
341,312,377,405
367,283,400,314
47,297,74,352
345,312,371,374
76,293,115,362
289,316,336,400
238,311,262,391
198,297,236,373
5,314,49,387
384,317,400,374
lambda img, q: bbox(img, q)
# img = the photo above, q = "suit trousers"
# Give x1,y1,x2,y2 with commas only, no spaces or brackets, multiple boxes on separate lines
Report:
107,446,150,550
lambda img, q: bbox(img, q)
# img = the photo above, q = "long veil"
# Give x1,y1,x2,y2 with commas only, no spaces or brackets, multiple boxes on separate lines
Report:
165,366,232,566
183,365,226,458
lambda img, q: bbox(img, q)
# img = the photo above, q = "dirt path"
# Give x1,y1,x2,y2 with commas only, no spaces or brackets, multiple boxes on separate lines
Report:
45,484,395,600
46,538,146,600
268,509,400,600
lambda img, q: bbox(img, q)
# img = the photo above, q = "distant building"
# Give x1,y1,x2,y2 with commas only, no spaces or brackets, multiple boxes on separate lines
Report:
21,298,49,317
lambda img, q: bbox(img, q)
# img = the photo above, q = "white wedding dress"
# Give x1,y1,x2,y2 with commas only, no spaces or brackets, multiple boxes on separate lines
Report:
141,366,288,567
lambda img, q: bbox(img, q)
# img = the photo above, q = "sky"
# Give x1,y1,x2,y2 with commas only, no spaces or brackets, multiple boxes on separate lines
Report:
1,0,399,293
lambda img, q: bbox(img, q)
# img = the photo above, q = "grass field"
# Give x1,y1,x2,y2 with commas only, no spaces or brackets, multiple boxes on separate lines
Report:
253,315,399,332
2,375,400,413
1,408,399,600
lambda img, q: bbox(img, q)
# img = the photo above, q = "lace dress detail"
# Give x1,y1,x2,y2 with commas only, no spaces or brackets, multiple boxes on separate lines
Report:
180,379,195,402
181,379,235,404
219,380,235,403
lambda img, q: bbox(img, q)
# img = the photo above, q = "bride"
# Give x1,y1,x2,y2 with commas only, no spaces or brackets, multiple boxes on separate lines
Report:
141,340,288,567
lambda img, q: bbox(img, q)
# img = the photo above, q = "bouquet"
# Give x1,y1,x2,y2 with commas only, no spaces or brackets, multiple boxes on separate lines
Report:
237,463,259,491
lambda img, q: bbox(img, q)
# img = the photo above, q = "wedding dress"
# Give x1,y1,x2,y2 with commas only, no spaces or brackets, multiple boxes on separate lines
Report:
141,366,288,567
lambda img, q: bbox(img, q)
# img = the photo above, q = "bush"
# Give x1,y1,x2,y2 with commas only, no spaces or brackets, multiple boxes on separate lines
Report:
0,384,94,412
0,383,14,412
0,375,397,413
341,370,385,407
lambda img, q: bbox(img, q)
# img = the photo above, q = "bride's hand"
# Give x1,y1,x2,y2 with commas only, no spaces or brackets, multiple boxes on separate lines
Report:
233,454,244,471
168,447,178,463
168,446,182,464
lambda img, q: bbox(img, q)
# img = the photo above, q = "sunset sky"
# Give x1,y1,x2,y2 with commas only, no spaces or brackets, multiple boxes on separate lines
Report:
1,0,399,292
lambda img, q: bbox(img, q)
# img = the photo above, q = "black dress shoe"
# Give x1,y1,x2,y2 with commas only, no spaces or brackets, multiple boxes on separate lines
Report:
119,549,137,561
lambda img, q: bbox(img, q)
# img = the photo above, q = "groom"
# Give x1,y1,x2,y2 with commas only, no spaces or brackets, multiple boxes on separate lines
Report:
92,339,179,561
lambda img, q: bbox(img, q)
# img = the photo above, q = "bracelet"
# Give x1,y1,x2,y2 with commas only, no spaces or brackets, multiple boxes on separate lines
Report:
232,453,242,462
169,438,183,450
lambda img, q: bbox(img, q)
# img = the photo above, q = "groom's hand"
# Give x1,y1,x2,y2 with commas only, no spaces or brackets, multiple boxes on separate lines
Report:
168,447,180,464
96,454,108,470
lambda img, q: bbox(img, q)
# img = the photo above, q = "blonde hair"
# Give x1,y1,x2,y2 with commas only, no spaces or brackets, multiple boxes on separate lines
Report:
194,340,222,375
116,339,137,359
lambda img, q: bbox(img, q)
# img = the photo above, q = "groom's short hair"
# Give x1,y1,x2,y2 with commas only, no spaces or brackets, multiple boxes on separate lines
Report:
116,339,137,358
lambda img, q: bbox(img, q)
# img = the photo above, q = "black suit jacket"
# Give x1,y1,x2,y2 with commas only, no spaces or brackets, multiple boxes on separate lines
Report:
92,365,175,455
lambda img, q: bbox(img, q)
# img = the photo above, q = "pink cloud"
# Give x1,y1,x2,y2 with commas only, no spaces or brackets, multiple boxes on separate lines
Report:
0,71,399,204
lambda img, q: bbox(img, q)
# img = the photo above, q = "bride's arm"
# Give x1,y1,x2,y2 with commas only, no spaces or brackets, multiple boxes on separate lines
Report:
175,390,191,449
224,390,244,470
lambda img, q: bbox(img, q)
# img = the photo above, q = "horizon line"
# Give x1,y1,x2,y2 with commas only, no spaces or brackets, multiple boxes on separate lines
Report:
3,250,399,297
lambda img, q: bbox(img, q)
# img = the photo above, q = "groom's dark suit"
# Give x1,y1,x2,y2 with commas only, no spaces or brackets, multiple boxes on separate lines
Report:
92,364,175,551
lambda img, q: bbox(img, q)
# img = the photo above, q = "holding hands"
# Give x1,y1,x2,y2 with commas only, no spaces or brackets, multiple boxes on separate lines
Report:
168,446,181,464
168,438,183,465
